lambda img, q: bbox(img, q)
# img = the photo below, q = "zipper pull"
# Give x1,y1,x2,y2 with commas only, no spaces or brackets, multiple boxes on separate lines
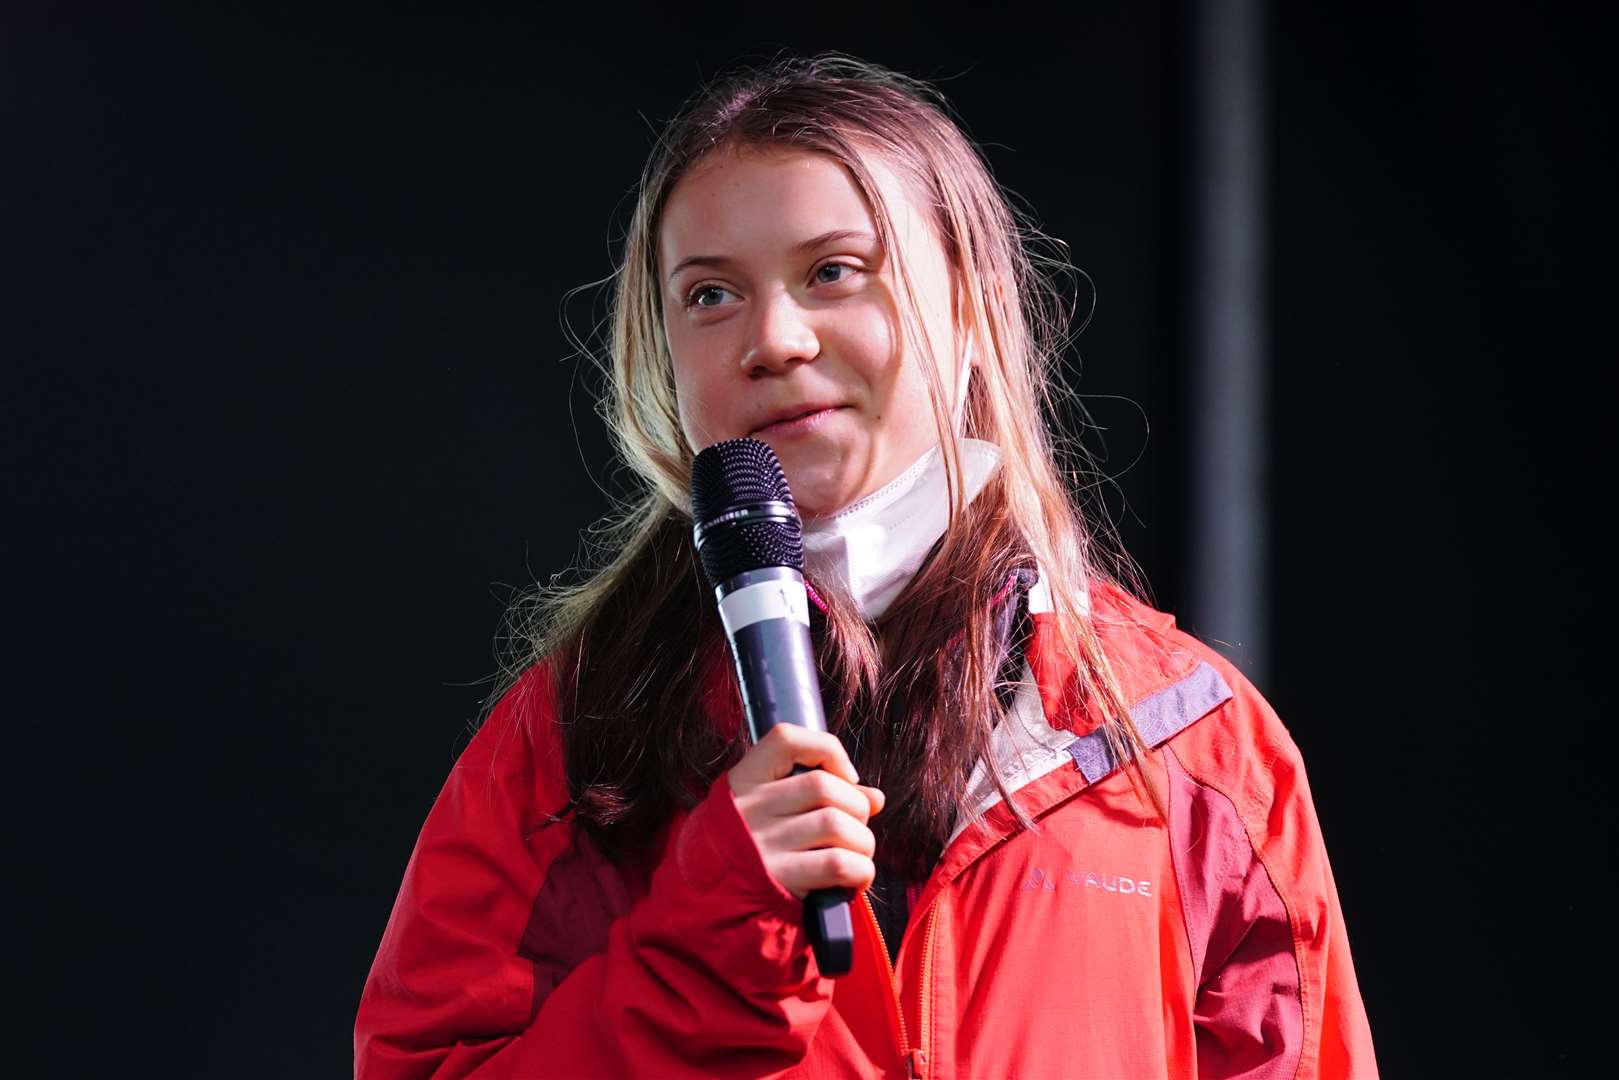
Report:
906,1047,928,1078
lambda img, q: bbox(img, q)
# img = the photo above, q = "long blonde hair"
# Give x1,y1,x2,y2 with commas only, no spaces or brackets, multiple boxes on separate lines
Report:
497,54,1160,868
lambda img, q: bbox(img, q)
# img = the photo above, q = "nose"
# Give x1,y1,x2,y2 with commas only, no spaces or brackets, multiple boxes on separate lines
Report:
740,289,819,376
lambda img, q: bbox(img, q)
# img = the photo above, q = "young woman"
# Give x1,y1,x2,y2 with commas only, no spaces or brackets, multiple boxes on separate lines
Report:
355,55,1377,1078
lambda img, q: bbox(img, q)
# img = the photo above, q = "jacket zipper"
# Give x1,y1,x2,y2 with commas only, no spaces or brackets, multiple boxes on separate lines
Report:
857,890,934,1079
917,902,939,1076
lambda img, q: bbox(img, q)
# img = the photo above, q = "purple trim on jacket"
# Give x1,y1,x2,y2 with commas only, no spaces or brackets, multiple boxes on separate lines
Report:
1068,660,1234,781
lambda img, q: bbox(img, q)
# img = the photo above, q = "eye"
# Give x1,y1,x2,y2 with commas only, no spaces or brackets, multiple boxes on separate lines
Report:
814,262,859,285
685,283,735,309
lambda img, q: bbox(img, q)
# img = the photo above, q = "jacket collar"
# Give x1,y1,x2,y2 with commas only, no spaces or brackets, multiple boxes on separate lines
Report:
940,582,1230,870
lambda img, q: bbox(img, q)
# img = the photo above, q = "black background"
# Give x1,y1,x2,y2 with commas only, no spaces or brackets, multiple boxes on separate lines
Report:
6,3,1608,1076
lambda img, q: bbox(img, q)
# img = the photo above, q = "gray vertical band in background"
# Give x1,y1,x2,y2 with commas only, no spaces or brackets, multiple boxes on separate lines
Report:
1189,0,1269,685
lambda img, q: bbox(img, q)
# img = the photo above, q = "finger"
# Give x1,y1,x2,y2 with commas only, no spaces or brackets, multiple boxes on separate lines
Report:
859,784,886,817
735,723,860,786
768,848,877,899
756,805,877,859
750,768,874,824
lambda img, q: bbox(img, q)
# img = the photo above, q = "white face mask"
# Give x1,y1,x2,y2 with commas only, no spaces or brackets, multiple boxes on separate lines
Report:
802,439,1004,621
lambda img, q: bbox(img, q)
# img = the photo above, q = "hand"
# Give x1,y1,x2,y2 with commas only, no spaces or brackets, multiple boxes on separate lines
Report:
727,724,887,900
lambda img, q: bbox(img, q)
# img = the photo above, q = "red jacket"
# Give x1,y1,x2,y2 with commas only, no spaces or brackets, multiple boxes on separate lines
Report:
355,582,1377,1078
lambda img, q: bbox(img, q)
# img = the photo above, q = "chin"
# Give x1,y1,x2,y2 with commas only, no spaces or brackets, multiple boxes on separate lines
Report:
775,453,859,520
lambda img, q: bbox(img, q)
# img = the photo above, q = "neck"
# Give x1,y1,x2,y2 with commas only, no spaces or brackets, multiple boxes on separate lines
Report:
802,439,1003,621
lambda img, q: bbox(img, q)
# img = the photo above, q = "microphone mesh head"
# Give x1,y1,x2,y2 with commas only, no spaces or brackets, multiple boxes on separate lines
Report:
690,438,804,585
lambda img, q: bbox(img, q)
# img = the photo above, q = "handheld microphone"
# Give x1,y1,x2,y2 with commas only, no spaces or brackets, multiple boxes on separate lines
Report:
690,437,855,978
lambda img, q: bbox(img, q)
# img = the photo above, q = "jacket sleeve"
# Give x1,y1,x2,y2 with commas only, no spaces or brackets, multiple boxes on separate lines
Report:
353,664,833,1078
1167,670,1378,1080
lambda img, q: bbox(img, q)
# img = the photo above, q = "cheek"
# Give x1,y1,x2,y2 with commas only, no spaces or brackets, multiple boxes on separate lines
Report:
670,364,713,448
839,307,908,403
672,355,752,454
665,317,716,446
876,342,941,430
664,338,704,443
868,342,953,470
887,381,942,456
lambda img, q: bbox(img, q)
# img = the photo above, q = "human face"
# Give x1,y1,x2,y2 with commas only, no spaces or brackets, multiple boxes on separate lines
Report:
659,146,966,519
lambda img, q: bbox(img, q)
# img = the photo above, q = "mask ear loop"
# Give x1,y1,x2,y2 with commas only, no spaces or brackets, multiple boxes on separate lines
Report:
943,334,977,531
951,324,978,435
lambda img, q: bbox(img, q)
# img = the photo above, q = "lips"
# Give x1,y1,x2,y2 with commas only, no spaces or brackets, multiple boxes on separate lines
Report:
749,403,846,436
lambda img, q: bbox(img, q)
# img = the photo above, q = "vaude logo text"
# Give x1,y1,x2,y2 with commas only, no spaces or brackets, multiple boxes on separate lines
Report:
1020,866,1153,897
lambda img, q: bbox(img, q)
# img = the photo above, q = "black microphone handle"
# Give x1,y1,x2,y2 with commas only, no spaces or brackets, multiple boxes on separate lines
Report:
721,580,856,978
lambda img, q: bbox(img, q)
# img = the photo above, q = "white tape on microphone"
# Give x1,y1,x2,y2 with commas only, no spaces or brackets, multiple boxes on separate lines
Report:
718,578,811,635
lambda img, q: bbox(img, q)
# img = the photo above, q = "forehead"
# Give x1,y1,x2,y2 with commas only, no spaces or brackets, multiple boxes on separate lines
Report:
657,145,940,275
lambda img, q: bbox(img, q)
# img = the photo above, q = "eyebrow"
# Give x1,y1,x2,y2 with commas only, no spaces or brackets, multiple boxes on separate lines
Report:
664,229,881,284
